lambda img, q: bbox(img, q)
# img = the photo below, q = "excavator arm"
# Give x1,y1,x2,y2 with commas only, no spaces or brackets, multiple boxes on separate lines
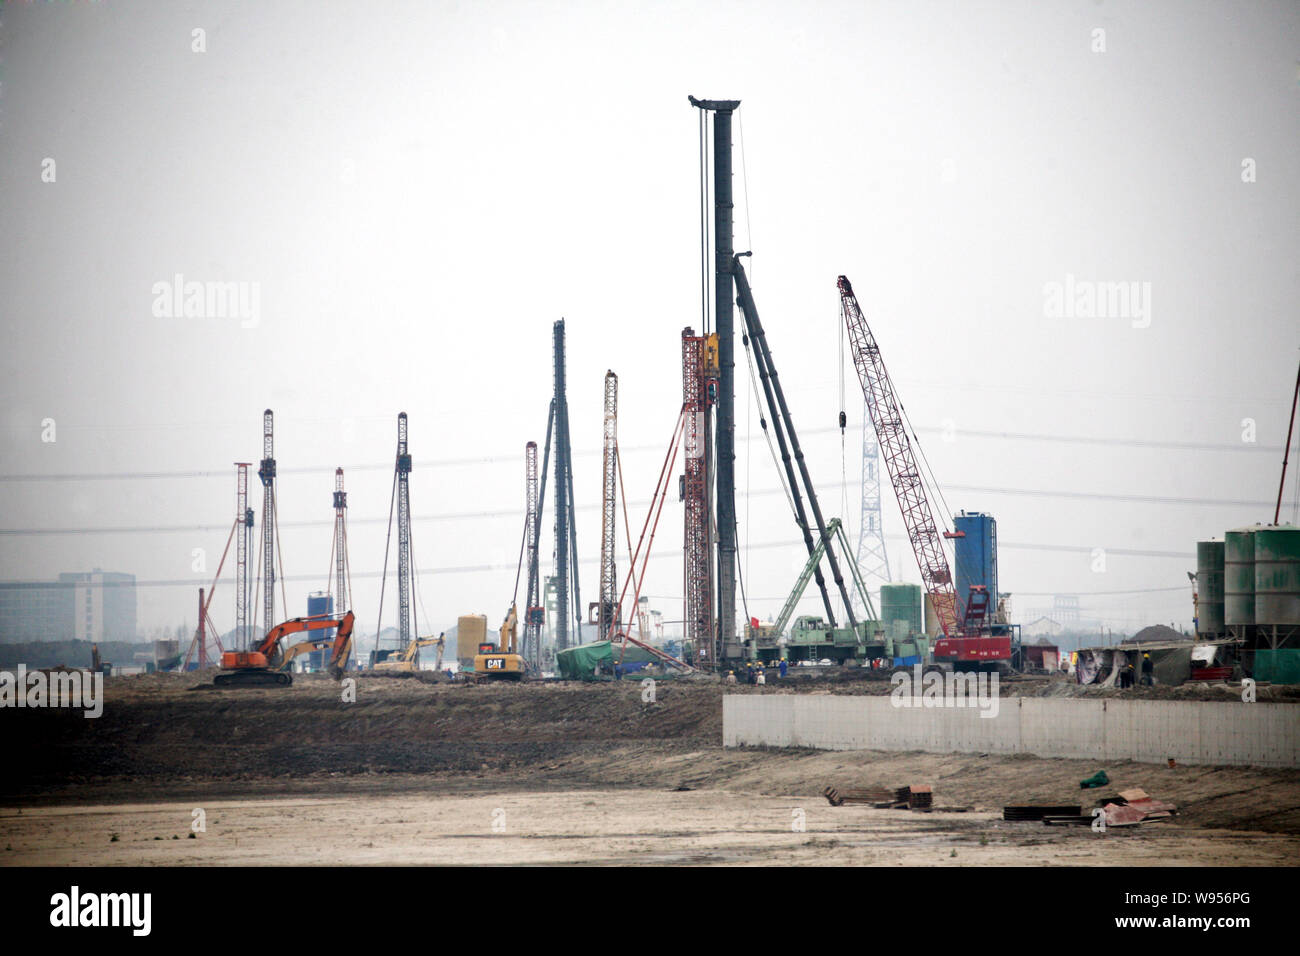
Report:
255,611,354,676
500,605,518,656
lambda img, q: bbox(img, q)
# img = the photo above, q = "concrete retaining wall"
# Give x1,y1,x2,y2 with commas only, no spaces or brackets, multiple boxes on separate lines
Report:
722,695,1300,768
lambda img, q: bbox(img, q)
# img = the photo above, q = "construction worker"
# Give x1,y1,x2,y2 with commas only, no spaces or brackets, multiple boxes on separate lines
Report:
1123,659,1135,689
725,670,737,685
778,657,788,678
756,664,766,686
1141,653,1154,686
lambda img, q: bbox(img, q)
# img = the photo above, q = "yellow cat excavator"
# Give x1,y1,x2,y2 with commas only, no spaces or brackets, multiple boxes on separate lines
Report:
473,604,527,681
215,611,355,687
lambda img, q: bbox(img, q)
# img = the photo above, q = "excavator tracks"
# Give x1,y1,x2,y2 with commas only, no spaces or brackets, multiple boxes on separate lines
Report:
213,670,293,688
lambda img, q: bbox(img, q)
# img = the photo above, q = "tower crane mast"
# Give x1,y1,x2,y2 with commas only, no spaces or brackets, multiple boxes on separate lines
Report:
598,371,619,640
257,410,277,637
333,467,349,613
395,412,414,650
523,441,543,669
234,462,252,649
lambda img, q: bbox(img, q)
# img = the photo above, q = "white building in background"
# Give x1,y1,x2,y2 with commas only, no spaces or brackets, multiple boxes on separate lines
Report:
0,569,136,643
1022,616,1064,639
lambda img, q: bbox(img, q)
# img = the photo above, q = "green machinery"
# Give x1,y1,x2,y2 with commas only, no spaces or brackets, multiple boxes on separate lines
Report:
747,518,904,664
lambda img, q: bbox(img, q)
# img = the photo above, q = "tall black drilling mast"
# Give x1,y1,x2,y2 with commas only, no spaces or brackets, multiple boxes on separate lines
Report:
689,95,741,661
257,409,276,636
552,319,581,651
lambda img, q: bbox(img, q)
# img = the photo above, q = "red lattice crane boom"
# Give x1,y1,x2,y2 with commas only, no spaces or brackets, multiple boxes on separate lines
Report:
838,275,960,640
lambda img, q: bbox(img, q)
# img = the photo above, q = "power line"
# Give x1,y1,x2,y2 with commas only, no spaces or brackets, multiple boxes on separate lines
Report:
0,535,1196,595
0,427,1280,484
0,480,1273,538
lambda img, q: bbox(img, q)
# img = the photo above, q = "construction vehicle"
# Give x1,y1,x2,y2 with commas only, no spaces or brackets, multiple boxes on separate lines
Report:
372,634,445,673
277,635,353,674
214,611,354,687
473,604,527,681
745,518,887,665
727,256,868,667
839,275,1011,671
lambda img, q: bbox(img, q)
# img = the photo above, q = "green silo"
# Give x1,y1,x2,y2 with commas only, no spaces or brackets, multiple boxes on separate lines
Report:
1224,527,1257,627
1255,526,1300,626
880,583,922,640
1195,540,1225,636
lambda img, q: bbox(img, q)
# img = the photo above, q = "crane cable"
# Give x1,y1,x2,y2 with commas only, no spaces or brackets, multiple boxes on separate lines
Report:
273,495,288,623
737,104,755,600
408,511,431,640
699,107,711,336
838,300,851,624
373,467,398,651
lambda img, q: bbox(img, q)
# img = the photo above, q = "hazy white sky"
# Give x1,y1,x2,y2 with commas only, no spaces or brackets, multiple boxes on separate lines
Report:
2,0,1297,639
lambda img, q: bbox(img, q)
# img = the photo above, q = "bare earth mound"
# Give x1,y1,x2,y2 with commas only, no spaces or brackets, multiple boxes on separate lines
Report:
3,673,1297,865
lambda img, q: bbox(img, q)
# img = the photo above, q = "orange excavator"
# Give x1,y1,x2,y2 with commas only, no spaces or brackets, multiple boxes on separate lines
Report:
214,611,355,687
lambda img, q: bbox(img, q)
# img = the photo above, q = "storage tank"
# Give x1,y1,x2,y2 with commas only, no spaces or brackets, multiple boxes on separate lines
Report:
457,614,489,667
305,591,335,670
1224,527,1257,626
952,511,997,618
1255,525,1300,626
923,594,940,637
1195,540,1225,636
880,583,922,639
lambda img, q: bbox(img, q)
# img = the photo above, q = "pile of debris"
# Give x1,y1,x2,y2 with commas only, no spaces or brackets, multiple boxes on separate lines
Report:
1099,788,1177,827
823,784,954,812
1003,787,1177,828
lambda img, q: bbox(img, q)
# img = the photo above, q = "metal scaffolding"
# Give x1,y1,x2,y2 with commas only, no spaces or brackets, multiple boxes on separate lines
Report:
523,441,543,669
234,462,252,650
395,412,413,649
598,371,619,641
682,328,716,665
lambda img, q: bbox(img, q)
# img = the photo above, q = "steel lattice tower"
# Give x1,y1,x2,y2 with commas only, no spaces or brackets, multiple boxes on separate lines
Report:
233,462,252,650
197,587,209,668
257,410,276,636
682,328,715,665
598,371,619,640
332,467,349,613
854,409,892,609
523,442,542,668
395,413,413,650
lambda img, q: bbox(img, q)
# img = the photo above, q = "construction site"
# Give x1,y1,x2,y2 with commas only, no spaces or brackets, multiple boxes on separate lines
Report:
3,91,1299,870
2,4,1299,884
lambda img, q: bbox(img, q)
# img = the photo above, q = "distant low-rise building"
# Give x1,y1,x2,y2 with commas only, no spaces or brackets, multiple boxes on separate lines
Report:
0,569,136,643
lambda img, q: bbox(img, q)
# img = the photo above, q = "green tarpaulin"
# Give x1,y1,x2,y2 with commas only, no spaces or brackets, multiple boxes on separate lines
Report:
555,641,662,680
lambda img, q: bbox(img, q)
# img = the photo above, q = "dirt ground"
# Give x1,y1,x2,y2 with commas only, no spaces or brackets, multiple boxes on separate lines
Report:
3,672,1298,865
6,790,1297,867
